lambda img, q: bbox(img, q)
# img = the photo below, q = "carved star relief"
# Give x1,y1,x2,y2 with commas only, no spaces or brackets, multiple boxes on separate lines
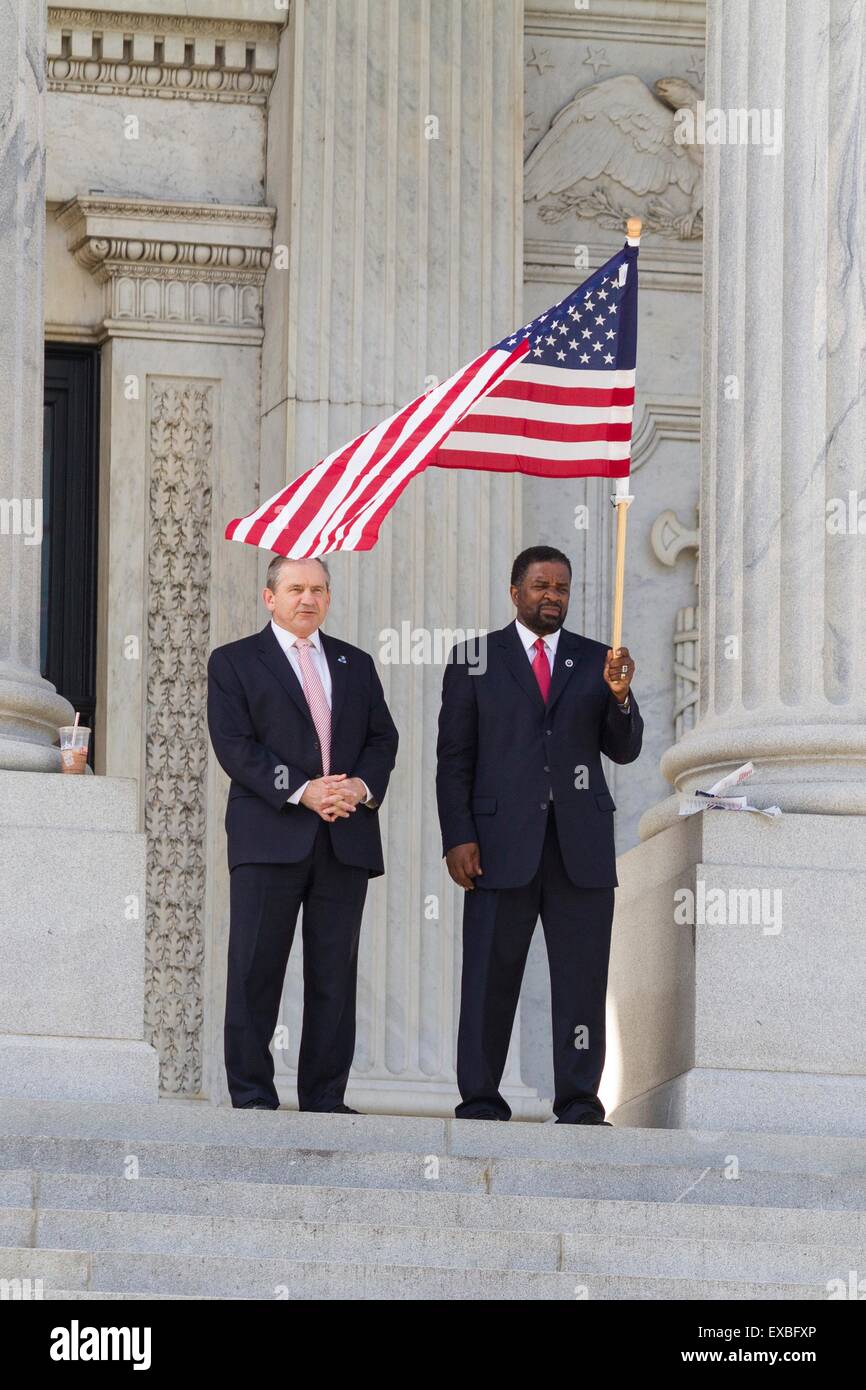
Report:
686,52,706,86
583,46,611,77
526,46,554,76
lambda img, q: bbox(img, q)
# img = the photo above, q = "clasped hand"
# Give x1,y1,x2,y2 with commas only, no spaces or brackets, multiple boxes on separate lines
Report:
300,773,366,821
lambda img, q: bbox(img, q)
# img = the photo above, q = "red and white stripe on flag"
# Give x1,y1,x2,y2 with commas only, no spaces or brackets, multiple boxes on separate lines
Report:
432,362,634,478
225,346,523,558
226,243,638,558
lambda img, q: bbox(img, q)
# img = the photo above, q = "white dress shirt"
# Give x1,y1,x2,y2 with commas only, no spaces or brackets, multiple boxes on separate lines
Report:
514,618,561,669
515,620,560,801
270,619,374,808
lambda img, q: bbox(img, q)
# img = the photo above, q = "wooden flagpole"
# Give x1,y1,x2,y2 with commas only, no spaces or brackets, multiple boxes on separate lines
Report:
610,216,641,655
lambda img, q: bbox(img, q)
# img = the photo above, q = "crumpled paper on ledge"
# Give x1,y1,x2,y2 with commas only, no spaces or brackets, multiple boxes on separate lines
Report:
678,761,782,819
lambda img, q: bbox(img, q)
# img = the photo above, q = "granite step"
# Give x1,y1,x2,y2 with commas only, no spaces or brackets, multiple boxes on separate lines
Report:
1,1098,864,1176
1,1099,861,1300
5,1168,866,1245
0,1245,832,1300
15,1206,864,1285
2,1135,865,1209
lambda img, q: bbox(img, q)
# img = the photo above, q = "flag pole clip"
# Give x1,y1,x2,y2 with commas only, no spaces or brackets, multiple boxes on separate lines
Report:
610,478,634,510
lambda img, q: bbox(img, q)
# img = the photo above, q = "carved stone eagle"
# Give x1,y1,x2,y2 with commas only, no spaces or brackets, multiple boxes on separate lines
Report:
524,75,703,240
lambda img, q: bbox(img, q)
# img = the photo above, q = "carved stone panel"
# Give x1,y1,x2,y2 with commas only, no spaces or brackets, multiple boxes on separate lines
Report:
523,4,706,291
144,379,214,1095
526,74,704,242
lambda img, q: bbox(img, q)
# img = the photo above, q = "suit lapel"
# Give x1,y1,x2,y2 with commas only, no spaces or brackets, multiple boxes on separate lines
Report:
498,623,546,713
320,631,348,736
256,622,315,727
546,628,583,713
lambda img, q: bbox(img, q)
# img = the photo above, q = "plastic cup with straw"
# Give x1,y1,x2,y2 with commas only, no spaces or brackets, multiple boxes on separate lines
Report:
59,709,91,774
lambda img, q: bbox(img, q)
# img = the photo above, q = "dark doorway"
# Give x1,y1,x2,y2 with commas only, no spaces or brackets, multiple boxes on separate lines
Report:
42,344,100,766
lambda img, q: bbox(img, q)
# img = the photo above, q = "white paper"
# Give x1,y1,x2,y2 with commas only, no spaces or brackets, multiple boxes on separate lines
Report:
678,762,782,819
706,762,756,796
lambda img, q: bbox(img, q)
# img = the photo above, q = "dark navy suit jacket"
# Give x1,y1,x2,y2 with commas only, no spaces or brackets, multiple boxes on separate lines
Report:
436,623,643,889
207,622,398,875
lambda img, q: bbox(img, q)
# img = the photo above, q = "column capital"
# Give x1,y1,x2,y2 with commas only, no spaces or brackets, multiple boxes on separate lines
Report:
56,195,276,344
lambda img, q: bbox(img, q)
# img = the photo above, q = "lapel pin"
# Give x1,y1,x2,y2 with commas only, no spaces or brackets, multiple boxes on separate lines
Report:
565,658,574,668
338,654,348,664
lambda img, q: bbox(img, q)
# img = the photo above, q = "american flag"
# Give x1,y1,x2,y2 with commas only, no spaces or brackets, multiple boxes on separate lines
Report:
226,240,638,558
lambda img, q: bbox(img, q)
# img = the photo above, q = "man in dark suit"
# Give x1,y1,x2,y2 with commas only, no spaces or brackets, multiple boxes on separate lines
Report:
436,545,643,1124
207,555,398,1112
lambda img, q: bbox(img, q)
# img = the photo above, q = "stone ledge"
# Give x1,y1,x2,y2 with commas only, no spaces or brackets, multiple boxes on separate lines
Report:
2,1096,864,1166
617,1068,866,1140
0,769,138,831
0,1038,159,1105
49,2,287,37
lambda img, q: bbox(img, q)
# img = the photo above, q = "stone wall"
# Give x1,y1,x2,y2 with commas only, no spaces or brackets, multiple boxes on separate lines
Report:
44,1,281,1097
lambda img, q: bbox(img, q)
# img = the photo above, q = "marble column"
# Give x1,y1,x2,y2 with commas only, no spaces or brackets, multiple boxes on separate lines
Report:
0,1,73,769
614,0,866,1135
261,0,546,1116
0,6,157,1102
642,0,866,835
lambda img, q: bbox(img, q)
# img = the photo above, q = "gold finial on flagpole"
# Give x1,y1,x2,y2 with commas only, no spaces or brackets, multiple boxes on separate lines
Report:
626,217,642,242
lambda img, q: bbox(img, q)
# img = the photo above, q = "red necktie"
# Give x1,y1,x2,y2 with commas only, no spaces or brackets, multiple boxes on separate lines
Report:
531,637,551,702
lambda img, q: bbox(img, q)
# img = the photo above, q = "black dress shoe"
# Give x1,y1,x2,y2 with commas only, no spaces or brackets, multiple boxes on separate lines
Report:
240,1101,277,1110
456,1110,508,1121
556,1113,612,1125
328,1104,360,1114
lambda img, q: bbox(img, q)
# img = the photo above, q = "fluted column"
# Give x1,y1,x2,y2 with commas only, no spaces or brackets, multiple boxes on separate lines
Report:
640,0,866,840
0,1,73,769
260,0,543,1116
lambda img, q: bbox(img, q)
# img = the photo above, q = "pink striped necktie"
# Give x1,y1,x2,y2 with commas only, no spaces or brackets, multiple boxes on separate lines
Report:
295,638,331,775
531,637,551,702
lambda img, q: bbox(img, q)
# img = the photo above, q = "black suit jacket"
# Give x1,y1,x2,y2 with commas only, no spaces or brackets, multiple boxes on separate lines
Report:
436,623,643,889
207,623,398,875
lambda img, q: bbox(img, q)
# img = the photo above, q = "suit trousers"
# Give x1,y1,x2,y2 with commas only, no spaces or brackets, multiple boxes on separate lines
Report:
456,803,615,1122
225,821,368,1110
